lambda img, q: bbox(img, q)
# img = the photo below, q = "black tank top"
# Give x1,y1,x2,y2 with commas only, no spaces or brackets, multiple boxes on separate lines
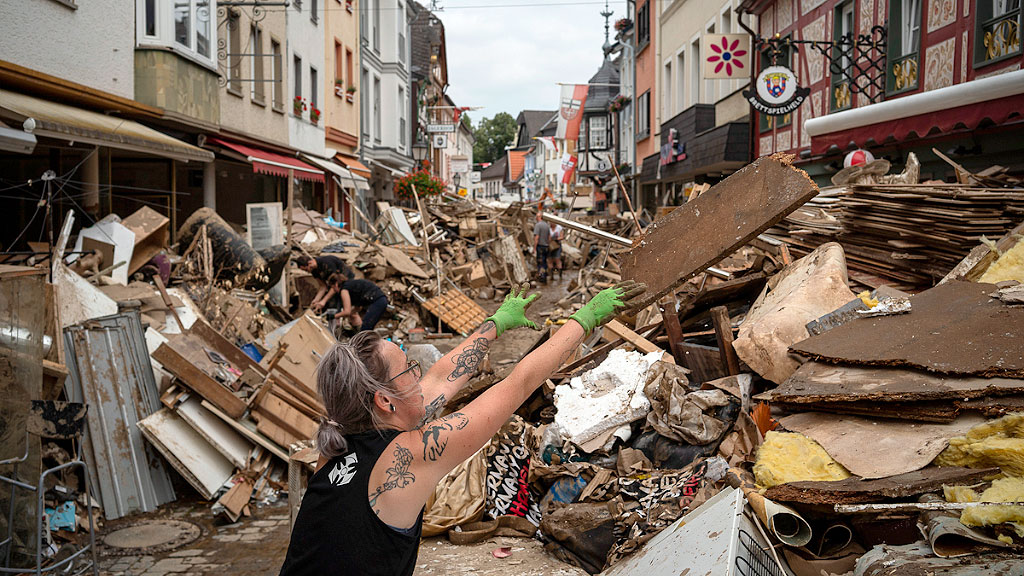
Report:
278,429,423,576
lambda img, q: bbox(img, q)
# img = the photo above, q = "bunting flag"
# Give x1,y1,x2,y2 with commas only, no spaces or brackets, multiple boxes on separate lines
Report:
533,136,557,153
452,106,472,124
558,153,577,185
555,84,589,141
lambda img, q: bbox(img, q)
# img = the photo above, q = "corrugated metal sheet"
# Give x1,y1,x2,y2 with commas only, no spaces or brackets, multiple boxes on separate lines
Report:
64,309,175,519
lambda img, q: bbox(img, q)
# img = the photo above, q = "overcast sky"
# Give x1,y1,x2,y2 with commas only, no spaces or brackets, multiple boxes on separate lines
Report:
438,0,629,122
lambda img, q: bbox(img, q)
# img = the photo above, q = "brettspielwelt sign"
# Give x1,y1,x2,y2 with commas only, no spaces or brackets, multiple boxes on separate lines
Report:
743,65,810,116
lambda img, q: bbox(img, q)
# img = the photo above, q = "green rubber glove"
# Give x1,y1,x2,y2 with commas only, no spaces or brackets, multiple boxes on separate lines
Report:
569,280,648,335
485,283,540,337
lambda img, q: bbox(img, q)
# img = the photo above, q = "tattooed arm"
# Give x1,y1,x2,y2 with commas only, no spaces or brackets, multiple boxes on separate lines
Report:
417,320,498,421
370,320,585,530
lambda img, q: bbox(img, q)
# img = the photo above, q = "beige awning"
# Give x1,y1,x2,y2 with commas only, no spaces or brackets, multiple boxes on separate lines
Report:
0,88,213,163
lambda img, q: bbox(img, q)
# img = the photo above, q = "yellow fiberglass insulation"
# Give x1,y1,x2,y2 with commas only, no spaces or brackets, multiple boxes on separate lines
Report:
933,413,1024,477
753,431,852,488
979,238,1024,283
943,477,1024,538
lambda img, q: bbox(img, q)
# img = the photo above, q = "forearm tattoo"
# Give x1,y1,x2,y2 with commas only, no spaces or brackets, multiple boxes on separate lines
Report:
367,444,415,512
417,394,447,427
447,337,490,382
472,320,497,336
557,333,585,367
420,412,470,461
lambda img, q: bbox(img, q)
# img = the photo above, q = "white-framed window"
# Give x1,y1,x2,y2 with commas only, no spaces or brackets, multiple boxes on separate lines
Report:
138,0,217,68
398,1,406,63
398,86,407,148
704,21,716,103
901,0,921,57
373,0,381,53
676,49,686,112
662,59,672,118
271,37,283,110
589,115,608,149
373,76,382,143
251,24,265,103
310,66,318,109
690,37,701,105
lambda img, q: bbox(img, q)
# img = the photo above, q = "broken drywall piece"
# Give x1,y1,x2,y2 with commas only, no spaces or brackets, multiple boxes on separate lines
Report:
620,154,819,307
54,264,118,328
732,242,857,385
553,349,664,450
781,412,985,479
138,408,235,500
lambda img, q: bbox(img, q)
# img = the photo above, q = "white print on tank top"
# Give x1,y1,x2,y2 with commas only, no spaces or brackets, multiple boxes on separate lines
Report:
328,453,359,486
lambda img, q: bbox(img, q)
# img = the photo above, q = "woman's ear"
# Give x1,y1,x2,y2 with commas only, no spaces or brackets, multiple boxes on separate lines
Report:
372,390,391,413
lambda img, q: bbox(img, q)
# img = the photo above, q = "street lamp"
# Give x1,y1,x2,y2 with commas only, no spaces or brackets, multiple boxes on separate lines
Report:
453,172,463,198
412,141,429,171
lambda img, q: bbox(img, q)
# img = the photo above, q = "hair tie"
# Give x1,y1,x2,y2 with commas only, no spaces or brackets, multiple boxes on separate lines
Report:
326,419,341,428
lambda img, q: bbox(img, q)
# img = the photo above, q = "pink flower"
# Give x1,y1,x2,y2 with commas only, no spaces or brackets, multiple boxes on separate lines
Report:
707,37,747,76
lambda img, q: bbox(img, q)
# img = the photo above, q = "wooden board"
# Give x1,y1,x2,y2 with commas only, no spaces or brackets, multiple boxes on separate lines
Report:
765,466,999,505
602,319,673,364
175,396,253,468
201,399,290,462
121,206,170,276
621,155,818,307
767,362,1024,404
790,282,1024,378
377,244,429,278
271,314,336,398
780,412,986,479
421,289,488,336
138,408,234,500
152,334,248,419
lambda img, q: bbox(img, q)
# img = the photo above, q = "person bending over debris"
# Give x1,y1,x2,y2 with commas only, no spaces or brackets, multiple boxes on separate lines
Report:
297,254,355,313
278,280,647,576
327,273,389,332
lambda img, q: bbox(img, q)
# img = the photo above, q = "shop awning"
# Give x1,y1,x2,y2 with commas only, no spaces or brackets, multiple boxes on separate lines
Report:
805,70,1024,155
335,154,372,179
301,154,370,191
0,88,213,163
209,137,324,183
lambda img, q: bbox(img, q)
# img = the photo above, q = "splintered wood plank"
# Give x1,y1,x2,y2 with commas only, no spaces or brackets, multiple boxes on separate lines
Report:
621,154,818,306
764,466,998,505
603,319,673,364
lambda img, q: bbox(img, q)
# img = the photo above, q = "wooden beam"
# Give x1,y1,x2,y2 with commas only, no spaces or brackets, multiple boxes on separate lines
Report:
602,319,674,363
711,306,741,375
660,297,686,366
541,213,633,247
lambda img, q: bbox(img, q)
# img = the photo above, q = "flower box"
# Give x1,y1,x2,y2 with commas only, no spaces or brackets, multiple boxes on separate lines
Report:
335,84,346,98
346,92,355,103
345,0,353,12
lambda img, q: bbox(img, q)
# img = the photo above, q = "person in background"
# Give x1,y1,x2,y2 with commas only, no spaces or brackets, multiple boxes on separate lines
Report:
278,281,647,576
297,254,355,313
548,222,564,281
327,273,389,332
533,212,551,284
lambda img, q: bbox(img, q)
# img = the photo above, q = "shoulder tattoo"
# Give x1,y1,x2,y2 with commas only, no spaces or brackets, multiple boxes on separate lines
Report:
420,412,469,462
367,443,416,511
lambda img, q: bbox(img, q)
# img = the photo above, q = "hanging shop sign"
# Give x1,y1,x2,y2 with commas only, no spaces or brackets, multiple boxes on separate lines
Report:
743,65,810,116
659,128,687,166
427,123,456,133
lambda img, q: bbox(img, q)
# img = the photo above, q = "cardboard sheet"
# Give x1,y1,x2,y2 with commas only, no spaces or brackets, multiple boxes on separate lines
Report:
780,412,986,479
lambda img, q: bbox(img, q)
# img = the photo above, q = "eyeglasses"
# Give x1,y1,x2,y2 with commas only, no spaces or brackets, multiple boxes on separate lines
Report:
386,360,421,383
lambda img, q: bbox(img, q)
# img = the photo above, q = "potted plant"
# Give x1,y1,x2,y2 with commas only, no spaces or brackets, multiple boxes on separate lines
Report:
394,169,445,201
614,18,632,32
345,85,356,103
335,78,345,97
293,96,306,117
608,95,630,113
310,105,321,126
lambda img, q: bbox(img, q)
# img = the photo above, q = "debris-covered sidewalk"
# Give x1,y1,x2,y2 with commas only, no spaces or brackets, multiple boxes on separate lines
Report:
1,149,1023,575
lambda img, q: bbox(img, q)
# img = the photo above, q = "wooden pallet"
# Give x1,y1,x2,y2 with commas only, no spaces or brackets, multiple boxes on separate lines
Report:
421,289,488,336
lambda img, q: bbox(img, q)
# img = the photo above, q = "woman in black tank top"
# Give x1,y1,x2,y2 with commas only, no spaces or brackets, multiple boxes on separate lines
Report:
279,281,647,575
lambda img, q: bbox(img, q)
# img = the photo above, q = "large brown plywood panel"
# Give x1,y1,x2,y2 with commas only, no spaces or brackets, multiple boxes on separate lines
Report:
620,154,818,306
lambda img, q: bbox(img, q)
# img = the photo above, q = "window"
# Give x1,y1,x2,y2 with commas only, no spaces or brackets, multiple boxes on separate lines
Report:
705,22,716,103
886,0,921,94
676,50,686,111
310,0,318,23
690,37,701,105
145,0,158,36
373,76,381,143
589,116,608,149
360,0,368,45
831,1,854,110
361,68,370,138
759,38,792,131
373,0,381,53
227,9,241,93
975,0,1022,67
636,91,650,138
398,2,406,62
398,86,406,147
271,39,283,110
335,41,344,87
294,55,303,113
663,61,672,118
251,25,265,103
346,49,354,89
636,1,650,49
310,67,318,109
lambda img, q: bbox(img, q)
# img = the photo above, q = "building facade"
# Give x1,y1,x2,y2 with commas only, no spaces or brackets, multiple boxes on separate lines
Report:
739,0,1024,182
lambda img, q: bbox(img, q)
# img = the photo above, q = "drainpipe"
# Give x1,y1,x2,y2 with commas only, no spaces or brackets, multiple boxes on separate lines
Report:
737,4,758,163
629,0,637,215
